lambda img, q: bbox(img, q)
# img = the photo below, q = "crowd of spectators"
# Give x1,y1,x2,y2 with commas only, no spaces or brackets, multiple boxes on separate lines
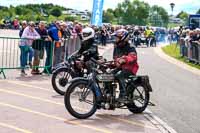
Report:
16,20,173,75
0,18,20,29
179,27,200,64
18,20,82,75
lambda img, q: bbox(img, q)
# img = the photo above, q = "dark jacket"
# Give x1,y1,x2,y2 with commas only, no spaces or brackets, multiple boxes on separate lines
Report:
19,28,25,38
32,28,48,50
113,42,137,58
78,38,99,62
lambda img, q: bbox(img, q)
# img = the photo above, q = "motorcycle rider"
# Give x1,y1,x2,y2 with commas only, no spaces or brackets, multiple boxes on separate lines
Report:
145,26,155,47
133,27,141,47
112,29,139,102
77,27,99,61
70,26,99,75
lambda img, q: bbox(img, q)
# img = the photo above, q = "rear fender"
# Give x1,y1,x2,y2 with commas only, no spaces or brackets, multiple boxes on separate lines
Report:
130,76,153,92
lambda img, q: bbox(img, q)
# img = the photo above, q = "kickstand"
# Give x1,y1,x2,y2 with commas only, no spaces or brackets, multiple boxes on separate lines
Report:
148,101,156,106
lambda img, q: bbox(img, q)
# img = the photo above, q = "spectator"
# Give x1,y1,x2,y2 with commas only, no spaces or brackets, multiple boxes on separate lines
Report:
196,28,200,42
13,19,19,29
60,22,71,61
180,30,187,57
31,21,51,75
101,26,108,46
19,21,27,37
19,21,34,69
19,21,40,75
48,21,62,67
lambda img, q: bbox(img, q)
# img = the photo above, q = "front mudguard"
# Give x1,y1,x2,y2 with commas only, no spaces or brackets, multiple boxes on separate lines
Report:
52,63,70,74
129,75,153,92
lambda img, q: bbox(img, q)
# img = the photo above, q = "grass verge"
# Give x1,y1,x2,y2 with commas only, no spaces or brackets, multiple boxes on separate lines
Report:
162,44,200,70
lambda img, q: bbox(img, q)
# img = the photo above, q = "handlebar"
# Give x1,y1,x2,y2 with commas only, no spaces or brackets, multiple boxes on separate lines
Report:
89,58,121,75
91,58,115,69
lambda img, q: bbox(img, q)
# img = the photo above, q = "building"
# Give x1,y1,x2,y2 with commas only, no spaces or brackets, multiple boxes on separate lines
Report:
62,9,90,20
169,16,184,24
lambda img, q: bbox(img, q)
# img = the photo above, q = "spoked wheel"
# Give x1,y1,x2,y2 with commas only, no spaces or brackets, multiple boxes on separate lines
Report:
127,84,149,113
51,68,74,95
64,80,97,119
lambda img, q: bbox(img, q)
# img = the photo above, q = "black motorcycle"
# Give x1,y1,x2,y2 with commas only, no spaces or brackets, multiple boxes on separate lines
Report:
51,50,103,95
64,58,152,119
51,52,82,95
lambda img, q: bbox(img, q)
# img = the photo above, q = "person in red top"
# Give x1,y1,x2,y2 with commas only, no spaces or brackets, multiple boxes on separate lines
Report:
112,29,139,102
13,19,19,29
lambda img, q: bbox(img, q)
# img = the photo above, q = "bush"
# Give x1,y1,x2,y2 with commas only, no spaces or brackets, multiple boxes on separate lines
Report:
50,7,62,18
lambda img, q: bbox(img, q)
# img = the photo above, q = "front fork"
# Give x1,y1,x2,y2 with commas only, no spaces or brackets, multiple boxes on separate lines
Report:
87,77,102,100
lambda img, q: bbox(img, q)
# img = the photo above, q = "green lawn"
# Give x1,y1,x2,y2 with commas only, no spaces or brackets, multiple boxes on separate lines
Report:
162,44,200,70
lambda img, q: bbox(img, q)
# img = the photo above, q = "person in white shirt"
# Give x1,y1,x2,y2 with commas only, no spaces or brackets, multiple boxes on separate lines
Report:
19,21,40,75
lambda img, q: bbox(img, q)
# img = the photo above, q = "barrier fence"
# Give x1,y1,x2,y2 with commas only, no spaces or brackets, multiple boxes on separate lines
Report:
0,36,81,79
180,40,200,64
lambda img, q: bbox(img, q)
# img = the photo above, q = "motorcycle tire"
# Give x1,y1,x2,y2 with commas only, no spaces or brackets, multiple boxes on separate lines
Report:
64,80,97,119
51,68,75,95
126,84,150,114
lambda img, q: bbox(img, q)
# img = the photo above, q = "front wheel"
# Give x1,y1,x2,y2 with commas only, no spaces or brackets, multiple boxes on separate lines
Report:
127,84,150,114
51,68,75,95
64,80,97,119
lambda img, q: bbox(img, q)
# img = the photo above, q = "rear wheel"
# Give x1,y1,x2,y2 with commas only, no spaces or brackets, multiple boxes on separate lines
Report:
51,68,75,95
64,80,97,119
127,84,149,113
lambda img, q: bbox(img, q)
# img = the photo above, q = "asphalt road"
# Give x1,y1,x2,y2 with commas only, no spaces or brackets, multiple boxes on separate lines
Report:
0,42,165,133
0,79,161,133
136,47,200,133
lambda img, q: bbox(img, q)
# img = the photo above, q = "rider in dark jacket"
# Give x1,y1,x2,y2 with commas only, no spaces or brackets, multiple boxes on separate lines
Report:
112,29,139,102
78,27,99,62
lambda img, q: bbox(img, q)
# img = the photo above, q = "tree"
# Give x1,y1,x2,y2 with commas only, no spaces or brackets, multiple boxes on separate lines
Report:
196,9,200,14
114,0,150,25
65,15,76,21
177,11,188,20
103,9,115,23
15,7,22,15
50,7,62,18
150,5,169,27
0,4,69,23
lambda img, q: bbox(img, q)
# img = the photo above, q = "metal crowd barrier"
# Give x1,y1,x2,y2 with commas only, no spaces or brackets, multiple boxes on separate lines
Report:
180,41,200,64
0,36,81,79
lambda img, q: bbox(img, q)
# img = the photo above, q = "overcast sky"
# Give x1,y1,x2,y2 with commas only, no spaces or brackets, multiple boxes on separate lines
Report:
1,0,200,15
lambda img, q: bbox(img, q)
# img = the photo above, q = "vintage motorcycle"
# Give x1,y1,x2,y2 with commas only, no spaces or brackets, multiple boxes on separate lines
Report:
51,49,101,95
51,52,83,95
64,58,153,119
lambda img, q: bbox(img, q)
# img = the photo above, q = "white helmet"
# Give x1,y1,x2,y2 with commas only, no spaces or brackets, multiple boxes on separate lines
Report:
82,27,95,41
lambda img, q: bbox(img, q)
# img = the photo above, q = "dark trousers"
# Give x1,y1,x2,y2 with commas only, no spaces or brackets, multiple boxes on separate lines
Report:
115,70,132,96
101,36,107,46
44,43,53,72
